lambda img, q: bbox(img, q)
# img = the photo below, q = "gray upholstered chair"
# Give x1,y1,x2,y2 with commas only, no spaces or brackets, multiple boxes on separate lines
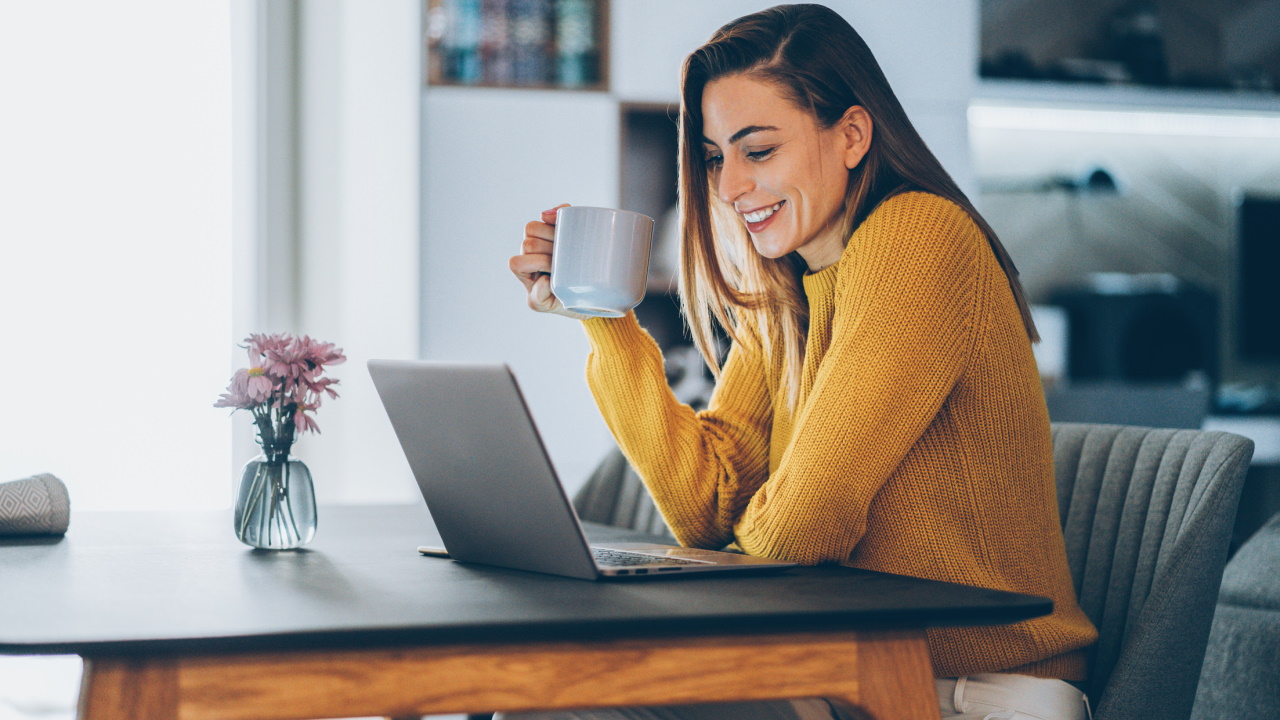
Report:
1051,423,1253,720
573,443,674,539
574,423,1255,720
1190,509,1280,719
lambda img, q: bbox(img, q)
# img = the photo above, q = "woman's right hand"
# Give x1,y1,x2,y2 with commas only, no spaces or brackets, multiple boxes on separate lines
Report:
509,204,589,320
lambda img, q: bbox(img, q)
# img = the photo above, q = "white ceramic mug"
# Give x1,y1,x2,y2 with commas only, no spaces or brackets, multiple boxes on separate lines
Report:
550,206,654,317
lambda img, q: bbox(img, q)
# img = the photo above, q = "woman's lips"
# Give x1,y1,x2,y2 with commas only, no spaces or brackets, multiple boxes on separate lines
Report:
743,201,784,233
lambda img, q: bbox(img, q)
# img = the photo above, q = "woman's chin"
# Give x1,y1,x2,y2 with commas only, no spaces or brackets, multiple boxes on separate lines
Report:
748,235,794,260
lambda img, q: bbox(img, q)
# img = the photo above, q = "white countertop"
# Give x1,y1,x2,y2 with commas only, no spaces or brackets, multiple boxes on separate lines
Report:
1203,416,1280,465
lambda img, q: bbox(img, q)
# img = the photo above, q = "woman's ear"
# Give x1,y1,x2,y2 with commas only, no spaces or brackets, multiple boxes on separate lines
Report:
839,106,873,170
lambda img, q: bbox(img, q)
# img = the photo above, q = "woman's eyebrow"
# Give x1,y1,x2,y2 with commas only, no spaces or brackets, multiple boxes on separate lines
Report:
702,125,780,147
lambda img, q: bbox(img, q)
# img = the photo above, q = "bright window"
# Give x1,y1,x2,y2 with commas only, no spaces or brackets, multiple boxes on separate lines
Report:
0,2,233,510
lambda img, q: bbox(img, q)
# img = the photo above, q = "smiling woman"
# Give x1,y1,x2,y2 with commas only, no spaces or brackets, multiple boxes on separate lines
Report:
509,5,1098,720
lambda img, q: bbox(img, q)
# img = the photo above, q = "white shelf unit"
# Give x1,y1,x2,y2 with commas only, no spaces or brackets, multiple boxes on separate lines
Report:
975,79,1280,115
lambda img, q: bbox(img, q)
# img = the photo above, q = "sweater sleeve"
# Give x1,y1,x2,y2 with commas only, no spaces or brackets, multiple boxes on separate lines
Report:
733,197,985,563
582,314,773,549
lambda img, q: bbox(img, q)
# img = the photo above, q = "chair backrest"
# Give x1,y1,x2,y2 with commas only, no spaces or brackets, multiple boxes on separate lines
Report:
1051,423,1253,720
572,443,675,539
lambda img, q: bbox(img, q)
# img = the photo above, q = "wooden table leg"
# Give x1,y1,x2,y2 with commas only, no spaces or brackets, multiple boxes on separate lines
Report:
79,655,179,720
828,630,939,720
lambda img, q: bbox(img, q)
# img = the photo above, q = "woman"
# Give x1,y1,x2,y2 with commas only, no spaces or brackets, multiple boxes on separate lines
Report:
510,5,1097,719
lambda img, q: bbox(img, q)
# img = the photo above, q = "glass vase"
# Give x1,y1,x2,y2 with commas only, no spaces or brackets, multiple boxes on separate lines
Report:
233,445,316,550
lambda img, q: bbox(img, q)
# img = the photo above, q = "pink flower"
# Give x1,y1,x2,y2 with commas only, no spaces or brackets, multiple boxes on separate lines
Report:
245,333,289,360
261,335,347,383
300,336,346,368
216,332,343,442
215,367,270,410
243,367,273,403
213,384,256,410
280,382,312,409
220,368,272,404
302,373,341,400
294,404,321,435
263,340,309,381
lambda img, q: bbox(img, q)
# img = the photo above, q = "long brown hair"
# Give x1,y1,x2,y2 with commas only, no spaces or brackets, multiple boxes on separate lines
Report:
678,4,1037,403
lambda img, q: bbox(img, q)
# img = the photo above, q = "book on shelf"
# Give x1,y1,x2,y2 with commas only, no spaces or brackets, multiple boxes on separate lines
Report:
429,0,602,89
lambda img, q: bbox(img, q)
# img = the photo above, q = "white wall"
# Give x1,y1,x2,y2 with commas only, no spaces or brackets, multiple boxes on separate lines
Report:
290,0,423,505
421,89,621,493
420,1,980,496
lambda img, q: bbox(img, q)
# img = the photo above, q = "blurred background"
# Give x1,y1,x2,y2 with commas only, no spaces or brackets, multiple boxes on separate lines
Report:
0,1,1278,716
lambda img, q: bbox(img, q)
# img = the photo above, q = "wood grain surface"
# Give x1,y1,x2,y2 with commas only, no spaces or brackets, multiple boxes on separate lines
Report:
79,629,938,720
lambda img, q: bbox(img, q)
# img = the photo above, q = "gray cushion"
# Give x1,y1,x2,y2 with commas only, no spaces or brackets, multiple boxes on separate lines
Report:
1191,602,1280,719
1191,511,1280,719
1217,510,1280,609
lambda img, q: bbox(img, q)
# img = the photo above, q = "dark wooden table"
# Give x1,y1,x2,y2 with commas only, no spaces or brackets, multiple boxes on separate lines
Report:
0,504,1051,720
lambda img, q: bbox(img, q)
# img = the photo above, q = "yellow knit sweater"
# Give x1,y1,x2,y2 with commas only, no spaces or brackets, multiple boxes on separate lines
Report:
582,192,1097,679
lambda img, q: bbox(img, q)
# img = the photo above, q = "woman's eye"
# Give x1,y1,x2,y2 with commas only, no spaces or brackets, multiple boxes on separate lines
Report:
747,147,775,161
704,154,723,169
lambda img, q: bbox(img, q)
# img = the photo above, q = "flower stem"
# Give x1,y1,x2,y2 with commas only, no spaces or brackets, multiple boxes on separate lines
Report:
237,463,269,539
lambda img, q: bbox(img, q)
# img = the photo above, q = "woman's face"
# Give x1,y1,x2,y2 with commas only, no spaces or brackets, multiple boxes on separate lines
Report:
701,74,867,271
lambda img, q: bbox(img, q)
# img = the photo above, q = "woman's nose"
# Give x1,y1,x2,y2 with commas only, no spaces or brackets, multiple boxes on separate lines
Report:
716,158,753,205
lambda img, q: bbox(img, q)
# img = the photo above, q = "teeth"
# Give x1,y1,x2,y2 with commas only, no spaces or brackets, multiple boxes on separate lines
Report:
743,202,782,224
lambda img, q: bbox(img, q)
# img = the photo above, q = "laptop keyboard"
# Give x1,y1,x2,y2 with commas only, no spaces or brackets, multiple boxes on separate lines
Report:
592,548,704,567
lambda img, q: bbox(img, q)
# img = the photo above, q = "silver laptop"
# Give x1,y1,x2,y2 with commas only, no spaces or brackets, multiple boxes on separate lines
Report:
368,360,796,579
